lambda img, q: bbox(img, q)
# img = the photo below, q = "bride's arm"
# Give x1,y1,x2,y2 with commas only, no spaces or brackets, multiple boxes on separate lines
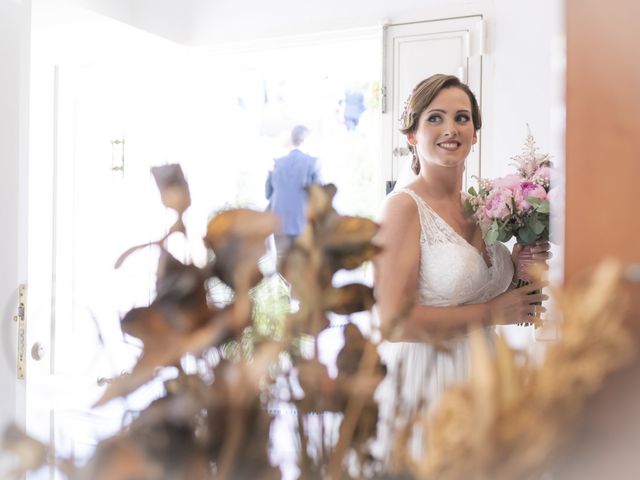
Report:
403,283,546,338
373,193,422,338
373,194,546,341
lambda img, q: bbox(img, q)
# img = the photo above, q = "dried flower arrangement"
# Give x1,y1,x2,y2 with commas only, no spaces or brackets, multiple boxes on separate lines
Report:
1,165,635,480
416,260,635,480
1,165,385,480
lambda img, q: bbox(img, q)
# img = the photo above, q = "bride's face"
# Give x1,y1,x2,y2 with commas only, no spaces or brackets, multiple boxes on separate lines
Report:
408,87,477,169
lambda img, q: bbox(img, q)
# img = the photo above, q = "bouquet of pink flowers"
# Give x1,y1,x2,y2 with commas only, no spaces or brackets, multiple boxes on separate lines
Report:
465,128,553,246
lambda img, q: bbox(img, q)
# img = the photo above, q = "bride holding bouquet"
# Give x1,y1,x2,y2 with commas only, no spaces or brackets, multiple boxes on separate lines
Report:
373,74,551,460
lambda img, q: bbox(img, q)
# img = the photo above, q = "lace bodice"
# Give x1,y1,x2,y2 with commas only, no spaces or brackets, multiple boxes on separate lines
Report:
391,188,513,306
373,188,515,464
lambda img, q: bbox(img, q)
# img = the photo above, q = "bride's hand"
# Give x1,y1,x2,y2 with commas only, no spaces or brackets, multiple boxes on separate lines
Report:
486,281,548,325
512,240,552,282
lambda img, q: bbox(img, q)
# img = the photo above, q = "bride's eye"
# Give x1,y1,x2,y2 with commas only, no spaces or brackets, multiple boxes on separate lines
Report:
456,113,471,123
427,114,441,123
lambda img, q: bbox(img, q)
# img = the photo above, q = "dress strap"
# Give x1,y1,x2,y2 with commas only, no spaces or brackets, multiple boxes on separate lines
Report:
390,188,447,244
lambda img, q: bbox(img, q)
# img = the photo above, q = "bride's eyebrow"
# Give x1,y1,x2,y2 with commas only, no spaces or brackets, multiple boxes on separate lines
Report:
425,108,471,114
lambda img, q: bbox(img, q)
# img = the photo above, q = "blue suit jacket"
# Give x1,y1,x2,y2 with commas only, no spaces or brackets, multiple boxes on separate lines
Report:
265,149,320,235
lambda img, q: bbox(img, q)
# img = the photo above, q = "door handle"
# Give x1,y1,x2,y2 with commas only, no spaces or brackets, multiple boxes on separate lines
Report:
31,342,45,361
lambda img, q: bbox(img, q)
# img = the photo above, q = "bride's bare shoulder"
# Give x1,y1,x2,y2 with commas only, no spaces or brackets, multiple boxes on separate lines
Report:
379,190,418,219
374,194,421,259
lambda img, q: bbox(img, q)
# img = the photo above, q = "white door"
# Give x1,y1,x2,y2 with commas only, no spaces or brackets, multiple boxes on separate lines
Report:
382,16,484,193
25,7,185,475
46,60,168,467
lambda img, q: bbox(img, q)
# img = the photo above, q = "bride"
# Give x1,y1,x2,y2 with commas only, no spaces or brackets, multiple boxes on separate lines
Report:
373,74,550,460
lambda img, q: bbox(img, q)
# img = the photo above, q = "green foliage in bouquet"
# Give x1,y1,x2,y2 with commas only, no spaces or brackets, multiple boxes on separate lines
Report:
465,127,553,246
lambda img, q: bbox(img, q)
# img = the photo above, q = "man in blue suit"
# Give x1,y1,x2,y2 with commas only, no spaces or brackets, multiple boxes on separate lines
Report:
266,125,321,259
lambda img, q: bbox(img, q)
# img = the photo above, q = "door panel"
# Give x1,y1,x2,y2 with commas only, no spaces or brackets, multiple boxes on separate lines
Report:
28,47,181,480
26,7,190,476
47,61,162,471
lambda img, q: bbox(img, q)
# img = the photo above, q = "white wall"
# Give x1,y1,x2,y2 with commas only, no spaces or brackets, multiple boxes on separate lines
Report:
71,0,195,44
0,0,30,432
188,0,457,45
63,0,194,44
130,0,195,44
483,0,563,179
67,0,133,25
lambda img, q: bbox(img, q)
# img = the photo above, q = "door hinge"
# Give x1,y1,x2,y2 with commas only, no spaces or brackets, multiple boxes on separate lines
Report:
380,86,387,114
14,284,26,379
111,133,125,176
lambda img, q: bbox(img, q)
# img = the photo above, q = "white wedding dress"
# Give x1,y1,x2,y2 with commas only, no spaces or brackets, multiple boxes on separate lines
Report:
374,187,514,461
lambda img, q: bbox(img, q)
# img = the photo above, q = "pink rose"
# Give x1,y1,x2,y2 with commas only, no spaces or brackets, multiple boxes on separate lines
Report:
515,181,546,210
483,189,512,220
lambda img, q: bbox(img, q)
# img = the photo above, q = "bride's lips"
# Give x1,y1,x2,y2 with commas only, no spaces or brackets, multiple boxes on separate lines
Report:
437,141,461,151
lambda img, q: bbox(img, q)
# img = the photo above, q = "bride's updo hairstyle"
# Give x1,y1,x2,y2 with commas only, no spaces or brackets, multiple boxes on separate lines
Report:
400,74,482,174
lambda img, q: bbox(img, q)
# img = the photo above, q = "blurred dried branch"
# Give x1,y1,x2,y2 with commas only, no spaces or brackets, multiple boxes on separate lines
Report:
1,166,386,480
2,164,634,480
420,259,635,480
0,425,49,479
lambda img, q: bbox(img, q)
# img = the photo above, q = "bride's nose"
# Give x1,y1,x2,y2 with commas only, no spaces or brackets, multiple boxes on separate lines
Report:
443,120,459,137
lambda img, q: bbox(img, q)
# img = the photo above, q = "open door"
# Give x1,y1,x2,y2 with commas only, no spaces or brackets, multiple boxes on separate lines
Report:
26,5,186,474
46,59,174,465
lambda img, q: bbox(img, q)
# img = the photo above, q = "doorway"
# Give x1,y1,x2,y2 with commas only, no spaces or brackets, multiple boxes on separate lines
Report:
28,8,383,472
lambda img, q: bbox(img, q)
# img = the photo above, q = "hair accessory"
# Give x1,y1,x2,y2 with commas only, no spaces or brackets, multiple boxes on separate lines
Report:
399,90,416,127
